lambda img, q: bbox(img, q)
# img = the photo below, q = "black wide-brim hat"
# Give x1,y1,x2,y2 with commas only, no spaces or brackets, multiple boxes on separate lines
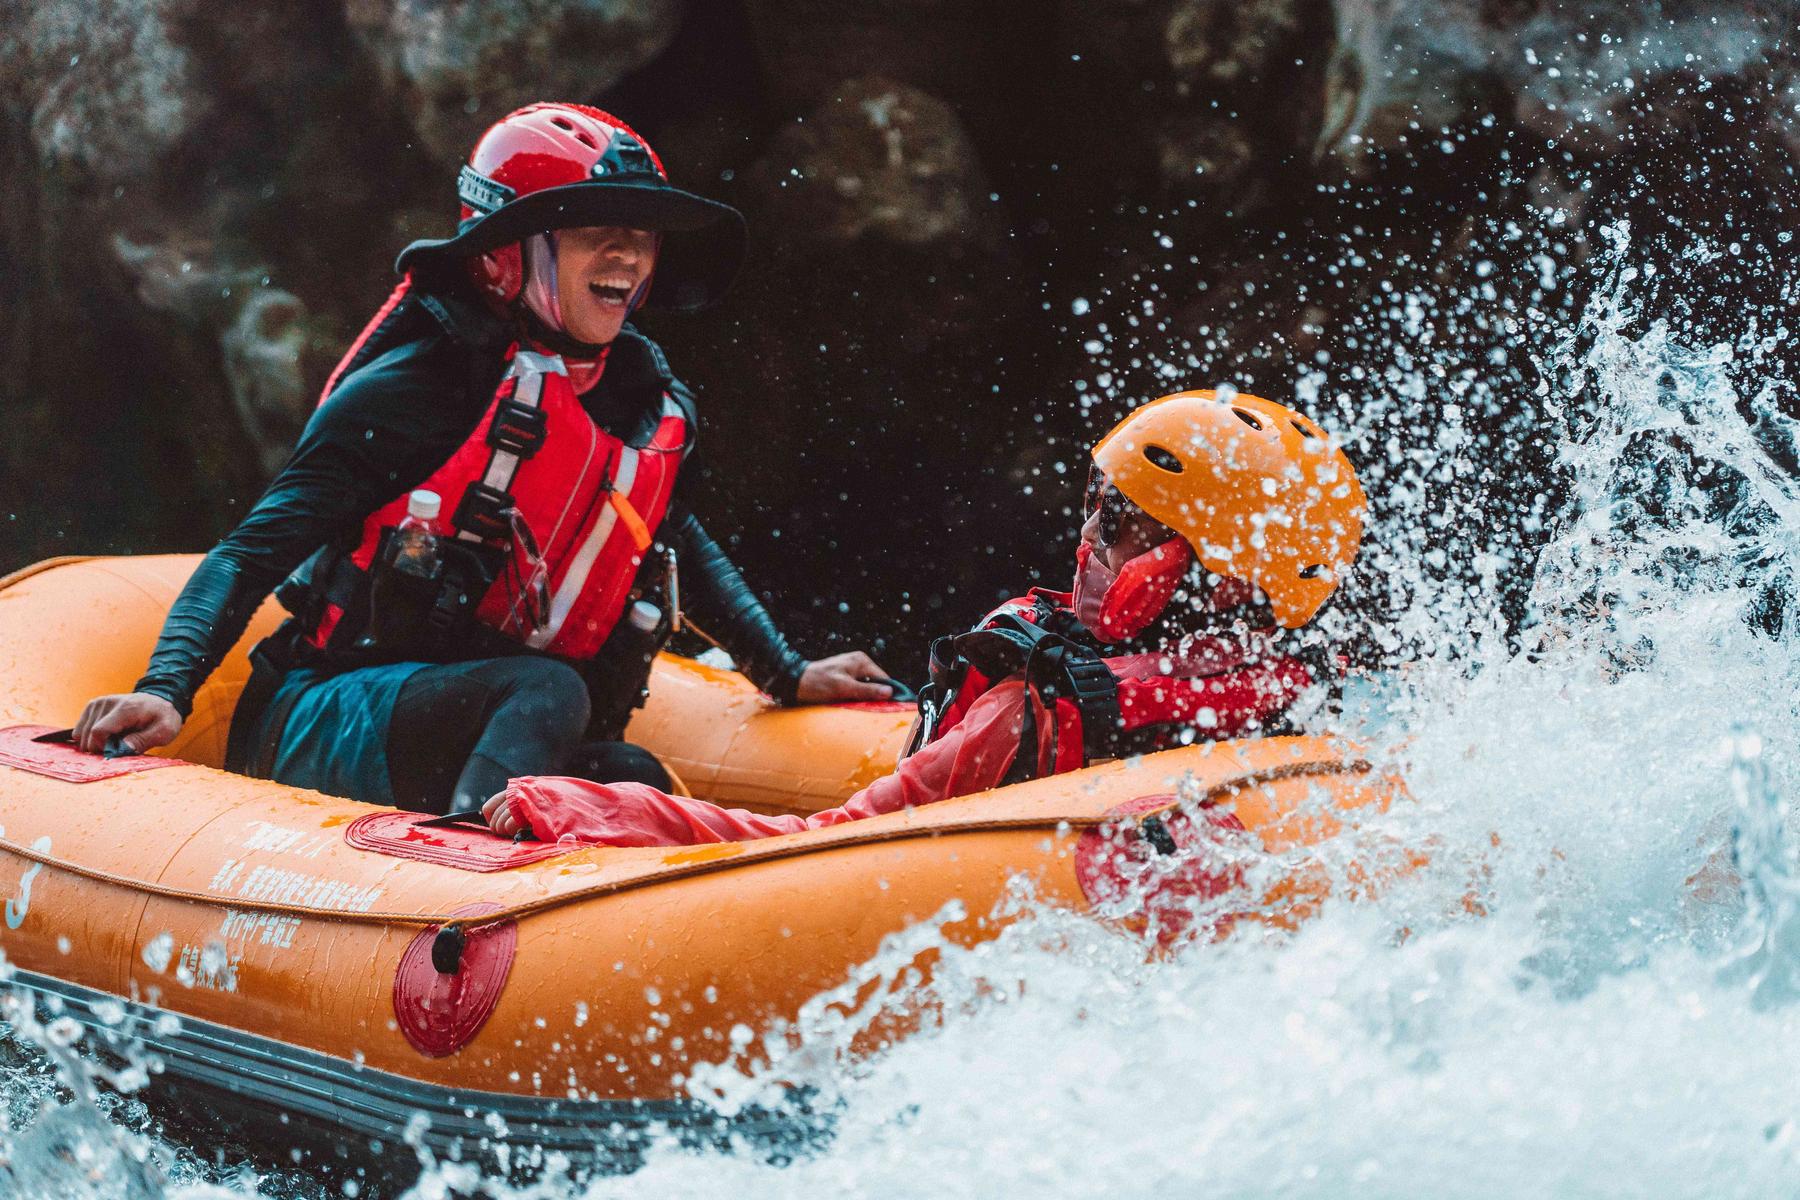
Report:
395,174,746,312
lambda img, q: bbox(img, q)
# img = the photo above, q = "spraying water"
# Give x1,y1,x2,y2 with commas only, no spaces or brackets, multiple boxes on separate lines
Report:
549,225,1800,1200
8,220,1800,1197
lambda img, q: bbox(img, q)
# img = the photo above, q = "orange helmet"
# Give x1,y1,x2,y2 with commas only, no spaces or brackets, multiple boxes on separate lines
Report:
1090,390,1366,628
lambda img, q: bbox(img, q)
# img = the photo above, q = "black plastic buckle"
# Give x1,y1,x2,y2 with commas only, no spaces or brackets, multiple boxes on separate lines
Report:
427,582,467,633
488,399,548,458
452,482,514,542
1062,656,1120,711
1060,655,1124,755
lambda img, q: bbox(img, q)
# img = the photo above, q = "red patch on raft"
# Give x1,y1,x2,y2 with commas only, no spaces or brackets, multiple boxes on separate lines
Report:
345,810,581,871
394,902,518,1058
0,725,188,783
1073,793,1250,947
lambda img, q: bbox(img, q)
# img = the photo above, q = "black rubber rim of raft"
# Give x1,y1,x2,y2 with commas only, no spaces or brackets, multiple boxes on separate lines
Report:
6,969,827,1181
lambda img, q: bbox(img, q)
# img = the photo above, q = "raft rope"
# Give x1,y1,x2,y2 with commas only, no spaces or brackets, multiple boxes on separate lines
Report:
0,759,1373,940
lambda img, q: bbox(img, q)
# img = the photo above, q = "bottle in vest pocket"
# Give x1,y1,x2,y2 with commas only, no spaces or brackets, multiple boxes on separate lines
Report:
360,490,444,652
392,490,443,576
584,600,665,739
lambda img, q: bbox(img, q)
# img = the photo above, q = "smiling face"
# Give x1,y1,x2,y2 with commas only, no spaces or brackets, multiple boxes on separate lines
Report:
553,225,658,345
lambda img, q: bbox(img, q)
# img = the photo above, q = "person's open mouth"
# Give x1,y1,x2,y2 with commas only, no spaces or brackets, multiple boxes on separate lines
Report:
588,278,637,307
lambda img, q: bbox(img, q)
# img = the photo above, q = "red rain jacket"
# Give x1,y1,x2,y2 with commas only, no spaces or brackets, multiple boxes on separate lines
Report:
494,596,1316,847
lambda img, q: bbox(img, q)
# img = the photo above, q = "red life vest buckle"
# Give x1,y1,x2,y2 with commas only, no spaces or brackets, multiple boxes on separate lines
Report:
488,399,548,458
452,482,516,542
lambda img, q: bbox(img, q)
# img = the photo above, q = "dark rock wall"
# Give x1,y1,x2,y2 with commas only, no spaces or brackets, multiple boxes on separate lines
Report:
4,0,1797,671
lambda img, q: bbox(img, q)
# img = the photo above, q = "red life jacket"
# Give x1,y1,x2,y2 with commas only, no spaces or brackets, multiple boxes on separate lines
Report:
301,277,687,662
916,589,1319,783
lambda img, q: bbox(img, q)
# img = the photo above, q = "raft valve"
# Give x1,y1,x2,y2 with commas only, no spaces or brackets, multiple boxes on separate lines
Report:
1139,815,1178,856
432,924,466,974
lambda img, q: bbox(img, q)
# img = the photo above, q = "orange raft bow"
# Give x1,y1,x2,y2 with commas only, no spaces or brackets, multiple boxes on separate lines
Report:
0,555,1408,1172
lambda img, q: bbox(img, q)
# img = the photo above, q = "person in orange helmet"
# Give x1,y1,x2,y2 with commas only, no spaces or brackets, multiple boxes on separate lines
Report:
484,390,1367,845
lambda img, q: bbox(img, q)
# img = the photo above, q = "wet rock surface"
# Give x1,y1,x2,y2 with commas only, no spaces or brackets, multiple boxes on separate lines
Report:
746,77,1001,251
346,0,685,164
2,0,1796,664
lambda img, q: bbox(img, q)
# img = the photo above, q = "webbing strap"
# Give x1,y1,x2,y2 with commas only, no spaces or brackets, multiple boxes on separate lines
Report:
0,760,1369,934
456,350,560,545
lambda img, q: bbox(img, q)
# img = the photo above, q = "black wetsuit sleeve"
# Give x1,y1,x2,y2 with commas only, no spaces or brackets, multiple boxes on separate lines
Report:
666,509,809,704
133,335,489,716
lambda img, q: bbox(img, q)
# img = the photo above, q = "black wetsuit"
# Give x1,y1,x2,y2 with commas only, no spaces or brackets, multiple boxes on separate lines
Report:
133,284,807,811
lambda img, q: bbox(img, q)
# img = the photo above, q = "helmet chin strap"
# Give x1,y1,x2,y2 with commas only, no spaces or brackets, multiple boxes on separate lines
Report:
513,233,609,361
516,307,610,360
521,233,564,331
625,231,662,312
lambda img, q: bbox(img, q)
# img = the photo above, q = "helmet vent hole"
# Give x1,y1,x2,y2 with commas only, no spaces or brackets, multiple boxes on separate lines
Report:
1143,444,1184,473
1298,564,1325,579
1291,419,1317,439
552,117,575,130
1232,408,1264,431
575,132,597,148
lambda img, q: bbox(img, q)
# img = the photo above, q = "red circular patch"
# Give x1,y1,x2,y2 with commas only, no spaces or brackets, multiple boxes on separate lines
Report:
1074,794,1250,947
393,902,518,1057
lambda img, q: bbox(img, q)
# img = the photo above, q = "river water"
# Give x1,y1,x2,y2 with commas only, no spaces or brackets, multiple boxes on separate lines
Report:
5,219,1800,1197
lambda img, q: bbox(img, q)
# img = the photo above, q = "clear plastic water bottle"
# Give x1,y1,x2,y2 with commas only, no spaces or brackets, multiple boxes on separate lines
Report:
391,490,442,578
360,490,444,652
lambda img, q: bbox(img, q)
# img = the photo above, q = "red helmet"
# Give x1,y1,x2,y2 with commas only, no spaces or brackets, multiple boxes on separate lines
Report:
396,103,746,312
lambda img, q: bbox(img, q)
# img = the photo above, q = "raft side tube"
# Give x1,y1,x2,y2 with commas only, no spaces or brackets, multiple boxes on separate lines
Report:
0,734,1391,1102
0,554,1407,1129
0,554,911,813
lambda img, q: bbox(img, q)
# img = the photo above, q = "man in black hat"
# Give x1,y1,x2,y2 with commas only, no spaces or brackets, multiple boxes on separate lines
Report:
74,102,892,813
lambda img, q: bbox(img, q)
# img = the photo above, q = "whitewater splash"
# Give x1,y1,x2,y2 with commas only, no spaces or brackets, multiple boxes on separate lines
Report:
10,226,1800,1197
575,225,1800,1197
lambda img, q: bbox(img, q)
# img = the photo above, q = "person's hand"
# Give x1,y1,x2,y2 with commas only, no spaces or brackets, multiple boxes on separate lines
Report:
73,693,183,755
795,651,894,704
483,790,526,838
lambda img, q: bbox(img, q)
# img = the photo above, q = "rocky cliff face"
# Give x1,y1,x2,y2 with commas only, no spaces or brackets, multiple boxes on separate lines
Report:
3,0,1796,662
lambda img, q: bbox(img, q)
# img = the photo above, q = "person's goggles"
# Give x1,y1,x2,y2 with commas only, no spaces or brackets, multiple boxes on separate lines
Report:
1084,466,1173,548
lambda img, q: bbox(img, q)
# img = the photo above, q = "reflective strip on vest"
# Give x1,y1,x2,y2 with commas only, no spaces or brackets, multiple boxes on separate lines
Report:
525,393,682,649
459,350,559,544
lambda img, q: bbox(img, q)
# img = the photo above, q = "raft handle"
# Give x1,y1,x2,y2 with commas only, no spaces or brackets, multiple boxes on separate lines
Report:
30,728,134,760
432,925,466,974
414,809,489,829
415,809,537,843
1138,815,1179,856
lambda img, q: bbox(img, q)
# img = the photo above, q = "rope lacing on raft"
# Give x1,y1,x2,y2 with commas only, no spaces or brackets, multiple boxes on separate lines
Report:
0,760,1371,939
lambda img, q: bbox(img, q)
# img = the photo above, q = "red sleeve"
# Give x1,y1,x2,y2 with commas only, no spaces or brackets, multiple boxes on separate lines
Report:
1116,656,1314,738
505,777,811,846
933,664,991,742
502,678,1093,849
825,680,1034,825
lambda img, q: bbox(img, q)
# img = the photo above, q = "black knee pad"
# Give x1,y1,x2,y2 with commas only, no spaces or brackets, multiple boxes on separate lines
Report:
567,741,673,791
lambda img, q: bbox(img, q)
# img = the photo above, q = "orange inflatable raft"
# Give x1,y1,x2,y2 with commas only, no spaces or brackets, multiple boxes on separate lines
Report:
0,555,1403,1172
